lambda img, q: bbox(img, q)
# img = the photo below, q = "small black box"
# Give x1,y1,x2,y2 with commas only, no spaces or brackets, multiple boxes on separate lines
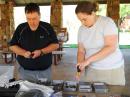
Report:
93,82,108,93
63,81,77,92
78,82,92,92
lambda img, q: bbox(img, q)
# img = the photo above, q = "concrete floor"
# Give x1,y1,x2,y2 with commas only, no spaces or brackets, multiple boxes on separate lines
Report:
52,48,130,92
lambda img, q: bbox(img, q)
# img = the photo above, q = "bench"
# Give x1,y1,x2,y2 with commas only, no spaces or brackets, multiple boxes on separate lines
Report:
0,50,16,64
52,50,65,65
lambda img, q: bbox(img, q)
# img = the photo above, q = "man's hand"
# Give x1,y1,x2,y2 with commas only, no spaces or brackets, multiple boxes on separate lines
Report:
31,50,41,59
23,51,32,58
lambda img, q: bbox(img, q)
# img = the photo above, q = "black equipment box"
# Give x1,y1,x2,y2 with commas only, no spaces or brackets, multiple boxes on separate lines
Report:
63,81,77,92
93,82,108,93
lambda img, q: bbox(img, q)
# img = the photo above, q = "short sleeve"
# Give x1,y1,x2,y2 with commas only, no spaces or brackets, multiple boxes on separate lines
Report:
103,17,118,36
46,24,59,44
8,24,22,46
78,26,83,43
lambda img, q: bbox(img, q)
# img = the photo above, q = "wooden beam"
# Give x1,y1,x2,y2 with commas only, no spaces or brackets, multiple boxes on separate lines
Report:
0,0,5,4
11,0,130,6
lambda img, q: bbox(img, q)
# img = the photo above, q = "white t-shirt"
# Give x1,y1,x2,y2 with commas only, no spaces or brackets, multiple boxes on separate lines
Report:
78,16,124,70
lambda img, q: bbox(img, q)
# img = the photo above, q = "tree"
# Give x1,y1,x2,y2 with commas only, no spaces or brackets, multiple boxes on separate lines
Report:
120,4,130,18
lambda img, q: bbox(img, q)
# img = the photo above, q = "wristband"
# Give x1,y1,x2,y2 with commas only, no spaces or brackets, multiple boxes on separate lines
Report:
40,50,45,56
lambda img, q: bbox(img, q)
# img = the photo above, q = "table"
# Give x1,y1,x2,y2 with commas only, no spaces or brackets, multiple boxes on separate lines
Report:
63,85,130,97
0,82,129,97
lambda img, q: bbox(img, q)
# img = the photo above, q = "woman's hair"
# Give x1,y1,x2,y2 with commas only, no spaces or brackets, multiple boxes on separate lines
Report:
25,3,40,14
75,1,99,15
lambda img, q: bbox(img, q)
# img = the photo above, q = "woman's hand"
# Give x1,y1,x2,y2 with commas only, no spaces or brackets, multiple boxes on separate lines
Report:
76,60,90,71
75,59,90,81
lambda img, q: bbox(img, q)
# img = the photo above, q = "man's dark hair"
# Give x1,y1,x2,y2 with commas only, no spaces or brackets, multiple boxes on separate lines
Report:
75,1,98,15
25,3,40,14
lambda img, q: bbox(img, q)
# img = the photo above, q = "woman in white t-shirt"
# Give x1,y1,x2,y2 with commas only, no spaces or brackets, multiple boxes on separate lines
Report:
75,1,125,85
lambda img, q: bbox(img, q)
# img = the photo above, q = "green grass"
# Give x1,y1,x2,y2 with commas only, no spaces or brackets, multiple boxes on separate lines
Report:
63,44,130,49
119,45,130,49
63,44,78,48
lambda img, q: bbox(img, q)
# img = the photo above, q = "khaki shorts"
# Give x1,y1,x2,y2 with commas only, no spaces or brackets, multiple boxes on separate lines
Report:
80,65,125,86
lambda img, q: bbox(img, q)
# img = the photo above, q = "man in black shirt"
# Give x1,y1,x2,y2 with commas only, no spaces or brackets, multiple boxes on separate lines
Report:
9,3,59,82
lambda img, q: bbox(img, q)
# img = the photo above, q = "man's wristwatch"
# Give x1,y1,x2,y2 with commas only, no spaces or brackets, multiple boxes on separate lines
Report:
40,50,45,56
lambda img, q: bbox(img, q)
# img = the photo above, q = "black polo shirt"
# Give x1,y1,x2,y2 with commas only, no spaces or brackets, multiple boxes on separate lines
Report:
9,21,58,70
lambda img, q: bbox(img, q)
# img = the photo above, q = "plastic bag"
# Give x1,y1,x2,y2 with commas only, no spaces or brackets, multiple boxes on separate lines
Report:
0,65,14,87
15,89,44,97
15,80,54,97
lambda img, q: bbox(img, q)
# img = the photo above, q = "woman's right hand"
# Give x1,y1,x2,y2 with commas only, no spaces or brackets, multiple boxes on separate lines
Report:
75,60,90,80
76,59,90,71
75,63,84,81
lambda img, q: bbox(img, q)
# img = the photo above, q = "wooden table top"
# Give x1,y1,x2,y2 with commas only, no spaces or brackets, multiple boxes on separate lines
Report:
0,50,14,54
